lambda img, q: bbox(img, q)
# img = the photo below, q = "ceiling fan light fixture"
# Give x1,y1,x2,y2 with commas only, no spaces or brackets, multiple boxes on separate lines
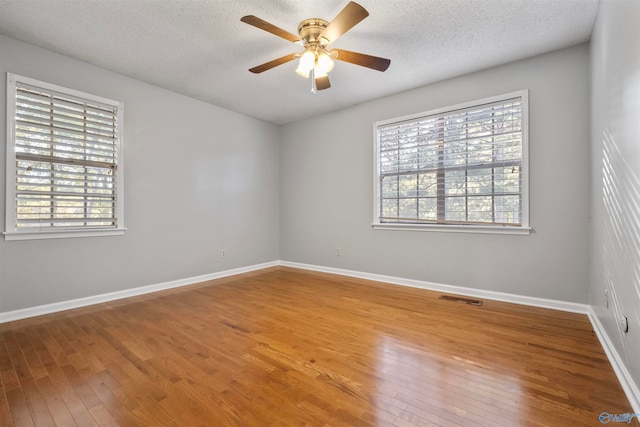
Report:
295,49,315,78
314,51,334,77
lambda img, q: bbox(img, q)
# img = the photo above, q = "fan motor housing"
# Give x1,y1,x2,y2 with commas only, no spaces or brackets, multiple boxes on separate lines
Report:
298,18,329,45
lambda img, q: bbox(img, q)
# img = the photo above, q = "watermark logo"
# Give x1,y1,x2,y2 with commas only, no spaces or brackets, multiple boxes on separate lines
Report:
600,412,640,424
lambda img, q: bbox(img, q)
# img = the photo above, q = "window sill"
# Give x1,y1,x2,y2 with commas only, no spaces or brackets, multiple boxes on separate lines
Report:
372,223,531,235
3,228,126,241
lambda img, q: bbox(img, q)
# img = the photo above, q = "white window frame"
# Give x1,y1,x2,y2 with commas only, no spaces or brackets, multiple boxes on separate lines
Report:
4,73,125,241
372,90,530,235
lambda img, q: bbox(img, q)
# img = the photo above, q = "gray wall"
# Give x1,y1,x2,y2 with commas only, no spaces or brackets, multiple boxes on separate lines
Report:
0,37,593,311
0,35,280,312
590,0,640,394
280,44,591,303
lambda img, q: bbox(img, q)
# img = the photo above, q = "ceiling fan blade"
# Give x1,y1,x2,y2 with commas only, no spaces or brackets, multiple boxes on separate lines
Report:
333,49,390,72
249,53,298,74
319,1,369,45
315,75,331,90
241,15,301,43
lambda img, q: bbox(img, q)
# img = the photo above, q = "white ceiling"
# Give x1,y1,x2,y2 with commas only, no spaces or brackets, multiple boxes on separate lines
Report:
0,0,599,125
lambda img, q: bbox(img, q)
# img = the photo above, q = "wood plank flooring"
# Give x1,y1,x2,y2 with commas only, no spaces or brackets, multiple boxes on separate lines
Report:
0,267,633,426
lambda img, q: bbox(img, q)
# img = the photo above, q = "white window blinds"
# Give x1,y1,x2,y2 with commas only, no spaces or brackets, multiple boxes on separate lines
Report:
5,74,125,239
375,91,528,231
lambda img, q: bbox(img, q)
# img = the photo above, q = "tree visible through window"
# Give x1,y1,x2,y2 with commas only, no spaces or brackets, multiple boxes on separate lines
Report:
4,73,125,240
374,91,528,231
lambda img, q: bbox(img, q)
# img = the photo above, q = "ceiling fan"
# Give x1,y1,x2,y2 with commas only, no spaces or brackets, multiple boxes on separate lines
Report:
241,1,390,93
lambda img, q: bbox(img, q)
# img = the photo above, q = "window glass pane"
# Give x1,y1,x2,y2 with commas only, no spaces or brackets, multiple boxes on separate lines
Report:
418,198,437,220
381,176,398,198
445,197,466,221
494,166,520,194
494,195,521,224
417,173,437,197
445,170,465,196
398,174,418,198
399,198,417,219
382,198,398,219
467,196,493,222
466,169,493,195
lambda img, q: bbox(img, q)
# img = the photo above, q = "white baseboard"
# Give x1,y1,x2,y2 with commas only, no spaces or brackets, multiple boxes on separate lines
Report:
588,309,640,414
279,261,591,313
0,261,279,324
0,260,588,323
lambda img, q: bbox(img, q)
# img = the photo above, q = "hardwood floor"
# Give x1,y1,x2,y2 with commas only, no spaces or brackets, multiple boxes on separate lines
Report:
0,267,633,426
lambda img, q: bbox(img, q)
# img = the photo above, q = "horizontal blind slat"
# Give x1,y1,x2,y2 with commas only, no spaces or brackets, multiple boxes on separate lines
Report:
379,160,521,176
380,103,521,132
378,122,522,143
16,95,115,120
18,218,115,225
16,119,115,139
16,148,116,164
15,107,116,129
16,135,116,153
17,141,115,158
18,174,114,186
16,152,116,169
17,83,116,114
16,190,115,198
17,166,114,181
16,129,116,148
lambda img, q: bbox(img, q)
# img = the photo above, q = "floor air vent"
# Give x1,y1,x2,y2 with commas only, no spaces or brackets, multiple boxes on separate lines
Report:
439,294,483,306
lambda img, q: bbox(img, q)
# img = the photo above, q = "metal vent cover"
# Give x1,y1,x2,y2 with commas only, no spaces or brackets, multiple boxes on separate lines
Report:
439,294,483,306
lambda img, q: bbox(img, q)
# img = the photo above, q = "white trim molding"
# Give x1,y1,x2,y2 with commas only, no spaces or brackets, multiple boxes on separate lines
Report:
588,309,640,414
0,259,590,322
372,223,532,235
280,261,590,313
0,261,278,323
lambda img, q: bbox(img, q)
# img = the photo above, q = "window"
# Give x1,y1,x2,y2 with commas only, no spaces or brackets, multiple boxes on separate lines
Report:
4,73,125,240
373,91,529,234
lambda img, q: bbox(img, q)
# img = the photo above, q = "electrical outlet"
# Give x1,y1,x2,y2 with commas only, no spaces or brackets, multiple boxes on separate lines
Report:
221,249,227,258
604,289,609,308
621,315,629,333
336,247,341,257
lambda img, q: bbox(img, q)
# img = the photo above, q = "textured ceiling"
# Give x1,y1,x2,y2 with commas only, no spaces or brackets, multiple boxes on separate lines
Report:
0,0,599,124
